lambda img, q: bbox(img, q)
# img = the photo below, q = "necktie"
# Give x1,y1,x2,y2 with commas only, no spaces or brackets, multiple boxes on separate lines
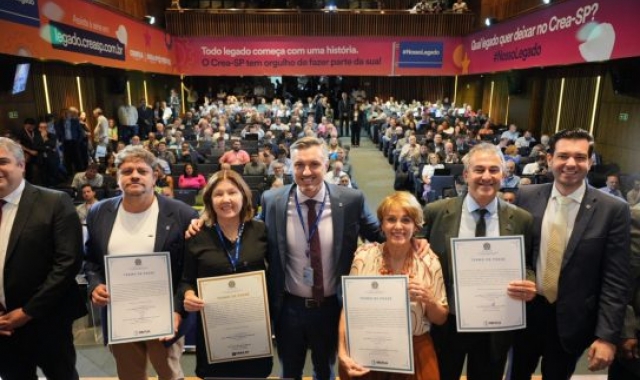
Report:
0,199,6,227
475,209,488,237
305,199,324,303
542,196,571,303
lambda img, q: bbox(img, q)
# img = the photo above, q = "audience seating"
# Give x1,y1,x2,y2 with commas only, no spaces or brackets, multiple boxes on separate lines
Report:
174,189,198,206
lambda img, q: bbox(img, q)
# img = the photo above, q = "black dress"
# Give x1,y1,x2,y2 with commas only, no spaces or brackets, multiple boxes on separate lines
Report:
178,220,273,379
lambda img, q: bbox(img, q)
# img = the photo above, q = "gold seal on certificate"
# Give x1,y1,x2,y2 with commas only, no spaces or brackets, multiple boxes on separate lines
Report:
450,236,526,332
197,270,273,364
105,252,175,344
342,275,414,374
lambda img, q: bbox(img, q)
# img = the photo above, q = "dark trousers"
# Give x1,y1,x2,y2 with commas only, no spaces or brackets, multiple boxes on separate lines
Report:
609,355,640,380
118,125,139,145
340,117,350,137
275,294,341,380
0,319,79,380
431,313,509,380
62,139,83,176
508,296,583,380
350,122,361,146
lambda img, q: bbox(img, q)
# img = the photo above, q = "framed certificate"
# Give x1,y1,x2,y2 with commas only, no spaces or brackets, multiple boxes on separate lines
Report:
342,275,414,374
450,236,526,332
197,270,273,364
105,252,175,344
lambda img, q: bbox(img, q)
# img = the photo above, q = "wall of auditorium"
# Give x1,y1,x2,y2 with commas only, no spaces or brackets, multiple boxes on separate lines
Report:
0,58,180,135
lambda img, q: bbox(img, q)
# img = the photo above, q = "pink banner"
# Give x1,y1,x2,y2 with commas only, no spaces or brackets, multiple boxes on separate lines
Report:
174,37,464,76
462,0,639,74
0,0,177,75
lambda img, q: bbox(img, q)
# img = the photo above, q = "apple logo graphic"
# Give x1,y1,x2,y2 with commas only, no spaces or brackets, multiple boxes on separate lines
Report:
578,22,615,62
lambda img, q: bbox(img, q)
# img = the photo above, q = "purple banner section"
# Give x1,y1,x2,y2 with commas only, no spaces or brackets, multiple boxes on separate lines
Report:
462,0,640,74
0,0,40,27
49,20,125,61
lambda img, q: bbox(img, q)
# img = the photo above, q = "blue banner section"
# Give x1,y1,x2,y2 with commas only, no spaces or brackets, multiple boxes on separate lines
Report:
398,42,443,68
0,0,40,27
49,20,125,61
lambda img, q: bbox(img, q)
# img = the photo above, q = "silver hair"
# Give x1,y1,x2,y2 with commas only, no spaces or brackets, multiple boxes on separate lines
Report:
0,137,25,165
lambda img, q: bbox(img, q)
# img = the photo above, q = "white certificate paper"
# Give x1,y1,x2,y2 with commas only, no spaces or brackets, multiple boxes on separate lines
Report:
197,270,273,364
105,252,175,344
342,275,414,374
451,236,526,332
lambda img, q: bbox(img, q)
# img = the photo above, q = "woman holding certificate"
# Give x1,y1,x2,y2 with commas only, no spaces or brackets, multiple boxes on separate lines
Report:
178,170,273,378
338,191,448,380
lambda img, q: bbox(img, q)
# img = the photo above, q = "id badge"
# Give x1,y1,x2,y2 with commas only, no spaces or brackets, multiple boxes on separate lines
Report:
303,266,314,286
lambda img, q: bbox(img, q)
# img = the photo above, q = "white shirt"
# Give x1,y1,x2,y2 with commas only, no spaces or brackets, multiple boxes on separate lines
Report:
285,184,335,298
536,182,586,293
108,198,159,255
0,180,26,308
459,194,500,239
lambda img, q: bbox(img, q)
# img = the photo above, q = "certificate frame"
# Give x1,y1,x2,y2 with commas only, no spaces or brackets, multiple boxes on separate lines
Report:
197,270,273,364
105,251,175,344
450,236,526,332
342,275,414,374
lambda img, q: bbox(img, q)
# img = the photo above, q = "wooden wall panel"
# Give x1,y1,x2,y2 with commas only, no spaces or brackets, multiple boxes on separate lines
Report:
165,11,475,36
358,76,453,104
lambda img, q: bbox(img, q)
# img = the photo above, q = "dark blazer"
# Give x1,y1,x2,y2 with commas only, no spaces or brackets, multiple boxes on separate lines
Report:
423,196,534,304
85,195,198,295
259,183,382,325
84,195,198,345
423,196,534,354
516,183,631,353
54,117,83,141
4,183,86,322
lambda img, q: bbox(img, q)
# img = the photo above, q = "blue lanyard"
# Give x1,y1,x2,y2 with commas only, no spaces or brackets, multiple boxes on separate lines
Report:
214,223,245,272
294,188,328,258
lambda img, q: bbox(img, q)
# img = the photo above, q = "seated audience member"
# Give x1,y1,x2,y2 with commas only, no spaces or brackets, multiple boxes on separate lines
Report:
339,174,352,187
212,126,229,142
504,144,522,165
599,174,625,199
160,186,174,198
519,177,532,186
219,139,250,166
156,141,177,164
500,124,519,143
178,142,198,164
515,130,536,152
324,161,350,186
502,160,521,189
628,179,640,206
452,0,469,12
499,190,517,204
522,152,548,175
154,162,175,194
71,163,104,190
104,154,118,177
244,152,267,176
421,153,445,201
178,163,206,190
76,184,98,224
268,148,292,175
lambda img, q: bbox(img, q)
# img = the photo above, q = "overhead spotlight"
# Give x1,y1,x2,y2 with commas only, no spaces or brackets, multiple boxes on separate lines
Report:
542,0,551,3
325,4,337,12
144,15,156,25
485,17,498,27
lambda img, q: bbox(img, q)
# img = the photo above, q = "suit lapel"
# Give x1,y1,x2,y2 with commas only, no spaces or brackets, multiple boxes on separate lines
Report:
442,197,463,257
562,187,597,268
497,199,516,236
154,196,172,252
329,185,344,268
276,185,294,270
100,198,121,256
5,184,38,263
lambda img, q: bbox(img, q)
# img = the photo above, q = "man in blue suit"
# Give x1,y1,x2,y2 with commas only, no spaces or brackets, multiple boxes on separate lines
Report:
85,146,197,380
260,136,383,380
509,129,631,379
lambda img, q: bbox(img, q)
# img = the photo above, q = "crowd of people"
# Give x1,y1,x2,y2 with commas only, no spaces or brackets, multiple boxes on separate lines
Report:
0,85,638,380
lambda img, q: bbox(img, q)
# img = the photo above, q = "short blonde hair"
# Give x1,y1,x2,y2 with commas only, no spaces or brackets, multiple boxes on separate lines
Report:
377,191,424,228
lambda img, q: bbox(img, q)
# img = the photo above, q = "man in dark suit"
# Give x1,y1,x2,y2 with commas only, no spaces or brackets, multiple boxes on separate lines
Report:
608,203,640,379
423,142,535,380
0,137,86,380
509,129,631,379
337,92,351,137
85,146,197,380
260,136,383,380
